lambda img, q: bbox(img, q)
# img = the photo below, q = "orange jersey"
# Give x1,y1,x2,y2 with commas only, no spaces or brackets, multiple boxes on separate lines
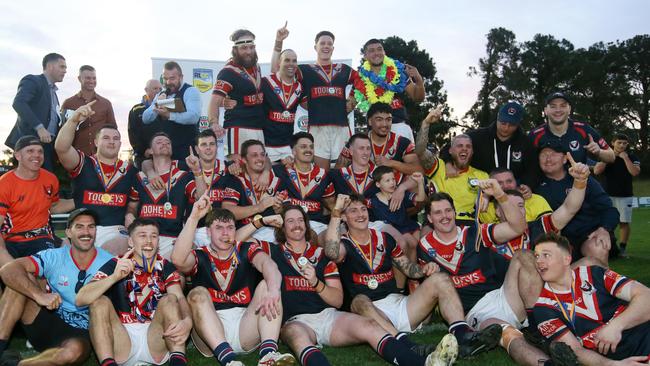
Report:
0,169,59,242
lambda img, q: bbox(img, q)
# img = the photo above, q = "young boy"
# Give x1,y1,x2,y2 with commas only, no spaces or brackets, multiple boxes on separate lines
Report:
370,167,425,266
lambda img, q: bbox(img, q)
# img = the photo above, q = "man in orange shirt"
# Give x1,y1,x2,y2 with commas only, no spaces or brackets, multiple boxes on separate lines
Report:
0,136,72,266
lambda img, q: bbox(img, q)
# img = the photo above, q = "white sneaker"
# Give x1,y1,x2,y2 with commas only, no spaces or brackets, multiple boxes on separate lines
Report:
257,351,297,366
425,334,458,366
226,361,245,366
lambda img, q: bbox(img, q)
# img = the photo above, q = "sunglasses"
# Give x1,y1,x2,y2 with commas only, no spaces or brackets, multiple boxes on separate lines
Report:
75,270,88,293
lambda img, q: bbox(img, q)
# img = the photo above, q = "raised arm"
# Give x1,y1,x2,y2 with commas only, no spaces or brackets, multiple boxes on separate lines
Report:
482,179,526,242
552,154,589,230
270,22,289,74
171,194,210,273
403,64,425,102
76,252,134,306
415,106,443,172
324,195,350,263
54,100,96,171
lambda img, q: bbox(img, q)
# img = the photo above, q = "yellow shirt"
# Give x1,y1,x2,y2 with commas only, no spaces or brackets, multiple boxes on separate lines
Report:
479,194,552,223
425,158,489,220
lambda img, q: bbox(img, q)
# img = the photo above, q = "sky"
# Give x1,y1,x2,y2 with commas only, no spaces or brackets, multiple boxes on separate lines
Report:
0,0,648,151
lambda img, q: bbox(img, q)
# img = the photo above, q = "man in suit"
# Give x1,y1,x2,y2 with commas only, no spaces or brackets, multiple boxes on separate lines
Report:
6,53,67,172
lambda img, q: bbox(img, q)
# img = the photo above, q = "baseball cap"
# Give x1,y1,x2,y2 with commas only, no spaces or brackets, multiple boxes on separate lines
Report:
67,208,100,228
14,135,42,151
497,102,524,125
538,140,567,154
545,91,571,105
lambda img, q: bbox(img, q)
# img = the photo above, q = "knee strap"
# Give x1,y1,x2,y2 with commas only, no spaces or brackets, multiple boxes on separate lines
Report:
499,324,523,354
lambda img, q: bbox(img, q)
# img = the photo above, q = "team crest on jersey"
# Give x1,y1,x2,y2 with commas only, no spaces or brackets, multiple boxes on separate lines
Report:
388,147,396,156
57,275,69,287
314,175,321,183
376,244,384,252
511,151,522,162
569,140,580,151
427,248,436,258
580,280,594,294
43,184,53,196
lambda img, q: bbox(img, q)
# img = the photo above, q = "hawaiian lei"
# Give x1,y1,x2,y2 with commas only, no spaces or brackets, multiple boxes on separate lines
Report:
354,56,408,113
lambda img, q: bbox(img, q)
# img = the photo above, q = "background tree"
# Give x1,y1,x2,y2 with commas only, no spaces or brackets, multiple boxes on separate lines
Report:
618,35,650,151
466,28,519,128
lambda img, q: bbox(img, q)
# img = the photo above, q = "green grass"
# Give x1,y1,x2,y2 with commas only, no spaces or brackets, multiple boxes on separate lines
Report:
9,209,650,365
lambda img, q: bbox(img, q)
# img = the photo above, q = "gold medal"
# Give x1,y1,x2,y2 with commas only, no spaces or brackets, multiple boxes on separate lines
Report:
101,193,112,204
368,278,379,290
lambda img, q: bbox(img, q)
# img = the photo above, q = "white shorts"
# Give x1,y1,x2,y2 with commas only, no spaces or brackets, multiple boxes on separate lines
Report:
285,308,342,347
95,225,128,248
266,146,293,163
122,322,169,366
466,286,524,330
391,122,414,142
192,307,255,357
610,196,633,223
309,220,328,235
372,293,413,333
194,227,209,248
157,236,176,260
368,221,387,232
251,226,277,243
226,127,264,156
309,125,351,162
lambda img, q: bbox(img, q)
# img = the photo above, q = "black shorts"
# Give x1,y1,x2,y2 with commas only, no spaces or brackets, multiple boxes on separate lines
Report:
22,309,89,352
5,238,56,259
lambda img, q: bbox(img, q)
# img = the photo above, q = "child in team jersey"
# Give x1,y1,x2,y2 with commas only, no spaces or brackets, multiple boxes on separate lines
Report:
369,167,425,264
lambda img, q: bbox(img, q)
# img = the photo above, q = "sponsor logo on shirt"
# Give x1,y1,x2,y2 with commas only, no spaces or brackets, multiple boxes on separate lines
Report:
450,269,486,288
83,191,127,207
284,276,317,292
352,271,394,286
311,86,344,98
208,287,251,305
140,204,178,219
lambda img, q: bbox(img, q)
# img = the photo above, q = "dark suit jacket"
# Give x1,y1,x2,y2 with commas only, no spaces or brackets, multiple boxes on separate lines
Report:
6,74,54,149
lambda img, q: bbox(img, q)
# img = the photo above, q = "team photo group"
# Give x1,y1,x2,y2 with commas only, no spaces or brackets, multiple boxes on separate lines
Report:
1,21,649,366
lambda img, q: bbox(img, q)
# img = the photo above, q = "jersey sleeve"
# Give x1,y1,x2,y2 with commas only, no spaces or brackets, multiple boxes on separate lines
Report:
163,260,182,287
68,150,86,177
28,248,56,279
584,124,610,150
213,69,235,96
0,178,10,218
479,223,498,249
405,192,417,209
184,176,196,203
629,152,641,165
324,260,339,278
594,266,632,297
243,241,265,264
51,176,60,204
92,258,118,281
386,232,405,258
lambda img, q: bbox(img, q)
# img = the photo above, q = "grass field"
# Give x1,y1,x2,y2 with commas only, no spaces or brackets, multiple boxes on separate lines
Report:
8,208,650,365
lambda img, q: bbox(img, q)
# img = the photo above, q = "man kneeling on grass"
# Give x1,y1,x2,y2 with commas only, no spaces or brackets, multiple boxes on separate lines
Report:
76,218,192,366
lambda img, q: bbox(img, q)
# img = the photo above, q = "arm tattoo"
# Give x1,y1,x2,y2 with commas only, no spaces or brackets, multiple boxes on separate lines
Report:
392,256,424,279
324,224,342,261
415,123,438,171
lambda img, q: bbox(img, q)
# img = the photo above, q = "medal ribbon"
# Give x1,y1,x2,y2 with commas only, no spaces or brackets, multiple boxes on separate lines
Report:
350,165,369,194
244,172,259,205
95,157,118,191
317,63,334,83
164,168,173,204
473,188,484,251
370,132,389,160
348,232,375,273
283,243,309,274
281,80,296,107
208,246,240,291
550,278,577,332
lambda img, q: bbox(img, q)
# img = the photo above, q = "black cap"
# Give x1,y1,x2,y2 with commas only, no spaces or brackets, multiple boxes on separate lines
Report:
497,102,524,125
67,208,100,228
14,135,42,151
538,140,567,154
545,91,571,105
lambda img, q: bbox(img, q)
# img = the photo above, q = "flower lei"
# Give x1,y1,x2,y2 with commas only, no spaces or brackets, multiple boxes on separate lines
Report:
354,56,409,113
